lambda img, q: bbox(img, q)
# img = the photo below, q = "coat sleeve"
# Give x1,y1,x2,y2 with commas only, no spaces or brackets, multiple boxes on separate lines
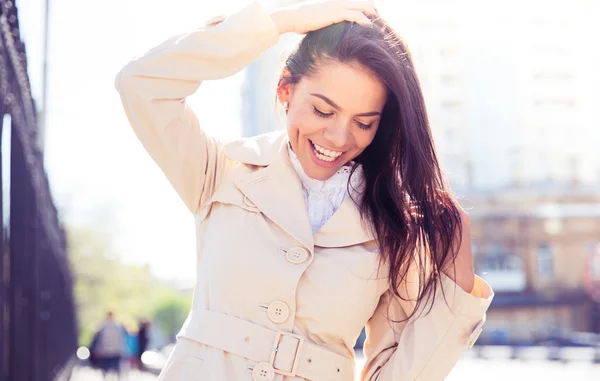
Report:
114,1,279,213
360,272,494,381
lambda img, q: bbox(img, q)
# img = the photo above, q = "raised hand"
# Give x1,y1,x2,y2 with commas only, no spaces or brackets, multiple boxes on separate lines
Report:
270,0,377,35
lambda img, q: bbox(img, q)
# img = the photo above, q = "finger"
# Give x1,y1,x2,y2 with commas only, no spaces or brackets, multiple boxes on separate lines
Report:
342,0,377,16
342,9,372,26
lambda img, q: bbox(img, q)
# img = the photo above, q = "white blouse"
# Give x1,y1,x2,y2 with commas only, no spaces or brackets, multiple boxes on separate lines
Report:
287,144,364,233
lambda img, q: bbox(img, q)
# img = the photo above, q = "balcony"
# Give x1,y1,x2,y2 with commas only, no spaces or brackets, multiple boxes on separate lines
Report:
476,254,527,293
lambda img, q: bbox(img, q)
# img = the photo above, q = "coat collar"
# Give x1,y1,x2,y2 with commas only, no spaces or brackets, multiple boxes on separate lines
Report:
222,131,375,250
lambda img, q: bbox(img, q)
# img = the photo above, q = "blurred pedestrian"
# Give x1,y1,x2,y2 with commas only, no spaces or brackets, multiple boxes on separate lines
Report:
122,325,139,372
91,311,125,380
136,319,150,370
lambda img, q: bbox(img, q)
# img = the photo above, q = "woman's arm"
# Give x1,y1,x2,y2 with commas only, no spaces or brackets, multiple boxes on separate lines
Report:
361,207,493,381
114,2,279,213
114,0,376,214
441,204,477,295
361,273,493,381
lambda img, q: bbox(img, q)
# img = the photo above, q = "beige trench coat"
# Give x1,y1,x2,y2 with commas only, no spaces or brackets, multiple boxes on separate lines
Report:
115,2,494,380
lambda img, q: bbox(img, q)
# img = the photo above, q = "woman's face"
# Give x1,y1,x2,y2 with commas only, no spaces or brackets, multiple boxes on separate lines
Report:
280,61,387,181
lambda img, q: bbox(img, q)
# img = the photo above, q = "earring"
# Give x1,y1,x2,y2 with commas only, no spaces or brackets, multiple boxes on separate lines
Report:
283,101,289,113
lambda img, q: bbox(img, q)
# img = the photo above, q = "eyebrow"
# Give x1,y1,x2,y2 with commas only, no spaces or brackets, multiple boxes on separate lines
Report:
309,93,381,117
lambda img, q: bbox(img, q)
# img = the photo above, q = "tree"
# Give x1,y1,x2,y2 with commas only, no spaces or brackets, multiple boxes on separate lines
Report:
152,290,192,340
66,224,192,346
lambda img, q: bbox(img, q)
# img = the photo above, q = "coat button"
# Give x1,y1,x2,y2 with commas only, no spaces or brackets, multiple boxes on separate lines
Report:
243,195,257,208
286,247,309,264
252,362,275,381
267,301,290,324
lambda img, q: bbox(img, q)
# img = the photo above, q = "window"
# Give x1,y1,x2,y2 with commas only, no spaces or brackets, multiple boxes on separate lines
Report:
440,73,461,86
476,252,523,272
532,99,575,109
488,242,505,257
441,100,461,110
586,241,600,282
439,46,460,59
471,241,478,255
531,72,574,81
537,243,554,279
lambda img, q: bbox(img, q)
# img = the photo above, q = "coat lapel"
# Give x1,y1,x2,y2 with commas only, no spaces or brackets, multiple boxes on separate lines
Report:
223,130,375,251
229,133,314,251
314,195,375,247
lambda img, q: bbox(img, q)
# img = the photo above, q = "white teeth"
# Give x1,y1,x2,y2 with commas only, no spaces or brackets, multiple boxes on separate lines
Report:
311,141,343,159
316,152,335,162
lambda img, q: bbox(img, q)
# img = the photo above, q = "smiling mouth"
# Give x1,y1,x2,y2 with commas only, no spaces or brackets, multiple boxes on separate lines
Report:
309,140,344,162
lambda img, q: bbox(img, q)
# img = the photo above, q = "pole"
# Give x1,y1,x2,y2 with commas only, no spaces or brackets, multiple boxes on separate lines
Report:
38,0,51,152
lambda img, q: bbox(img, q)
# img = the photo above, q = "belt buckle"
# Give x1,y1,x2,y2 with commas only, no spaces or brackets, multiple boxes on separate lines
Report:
269,331,304,377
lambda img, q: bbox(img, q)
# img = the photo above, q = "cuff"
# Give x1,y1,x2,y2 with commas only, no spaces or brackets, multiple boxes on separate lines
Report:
439,273,494,319
470,274,492,299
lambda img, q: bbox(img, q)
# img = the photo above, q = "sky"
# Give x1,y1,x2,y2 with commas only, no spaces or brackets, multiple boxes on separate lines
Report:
19,0,254,286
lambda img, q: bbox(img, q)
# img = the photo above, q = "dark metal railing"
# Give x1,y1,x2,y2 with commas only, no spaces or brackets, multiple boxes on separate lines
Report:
0,1,78,380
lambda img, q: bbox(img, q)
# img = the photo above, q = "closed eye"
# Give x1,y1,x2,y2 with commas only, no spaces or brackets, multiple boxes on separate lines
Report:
314,106,374,130
313,107,333,118
356,121,373,130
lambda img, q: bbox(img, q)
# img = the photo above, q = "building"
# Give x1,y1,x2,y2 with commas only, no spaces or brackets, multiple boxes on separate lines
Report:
241,32,301,136
465,187,600,343
381,0,600,191
240,0,302,136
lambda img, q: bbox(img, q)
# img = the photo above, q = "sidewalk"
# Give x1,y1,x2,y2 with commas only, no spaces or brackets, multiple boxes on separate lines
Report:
69,366,157,381
69,355,600,381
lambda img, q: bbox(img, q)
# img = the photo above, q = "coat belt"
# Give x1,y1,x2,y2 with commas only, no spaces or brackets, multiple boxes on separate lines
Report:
177,309,355,380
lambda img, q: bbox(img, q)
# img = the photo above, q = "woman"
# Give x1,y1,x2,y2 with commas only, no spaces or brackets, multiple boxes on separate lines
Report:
115,1,494,380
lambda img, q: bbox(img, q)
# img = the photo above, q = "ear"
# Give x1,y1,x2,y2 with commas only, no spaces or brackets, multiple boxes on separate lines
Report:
276,68,293,106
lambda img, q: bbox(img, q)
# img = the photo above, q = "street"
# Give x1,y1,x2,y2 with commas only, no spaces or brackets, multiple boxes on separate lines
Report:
71,356,600,381
446,358,600,381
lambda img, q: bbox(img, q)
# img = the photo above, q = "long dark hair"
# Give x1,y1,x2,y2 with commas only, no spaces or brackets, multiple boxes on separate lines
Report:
279,17,464,320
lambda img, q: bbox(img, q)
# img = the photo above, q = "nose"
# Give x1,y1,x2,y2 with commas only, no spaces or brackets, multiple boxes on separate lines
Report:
323,120,350,149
